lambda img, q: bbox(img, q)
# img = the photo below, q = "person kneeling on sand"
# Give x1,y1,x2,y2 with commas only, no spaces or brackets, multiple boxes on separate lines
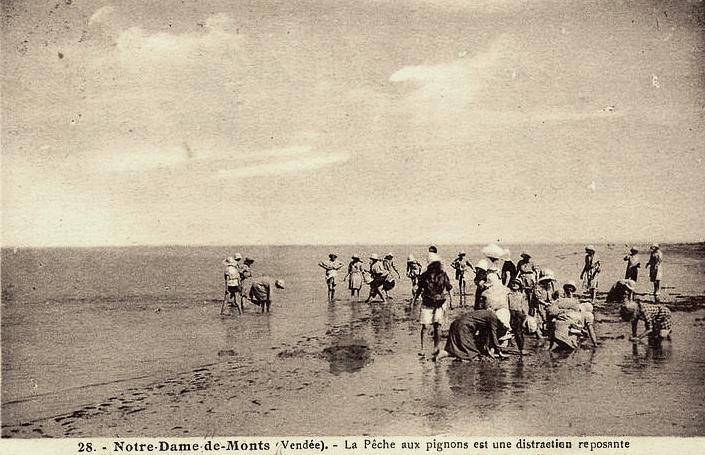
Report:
620,300,672,346
606,279,636,304
548,302,598,351
242,276,285,313
411,253,452,357
435,309,508,362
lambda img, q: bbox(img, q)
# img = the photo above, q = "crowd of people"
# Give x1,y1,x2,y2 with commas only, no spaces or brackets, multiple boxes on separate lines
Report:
219,243,672,361
221,254,285,315
314,243,672,361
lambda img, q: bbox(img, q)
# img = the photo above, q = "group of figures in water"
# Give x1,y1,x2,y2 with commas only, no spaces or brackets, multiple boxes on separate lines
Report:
317,243,671,361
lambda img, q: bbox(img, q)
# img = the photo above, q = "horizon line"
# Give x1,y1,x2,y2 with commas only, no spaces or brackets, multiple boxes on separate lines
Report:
2,239,703,250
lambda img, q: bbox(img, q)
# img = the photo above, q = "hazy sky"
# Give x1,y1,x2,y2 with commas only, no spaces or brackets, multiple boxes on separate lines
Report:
2,0,704,247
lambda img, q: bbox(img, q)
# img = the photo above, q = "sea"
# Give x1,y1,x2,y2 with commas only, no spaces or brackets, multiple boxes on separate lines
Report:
2,243,705,437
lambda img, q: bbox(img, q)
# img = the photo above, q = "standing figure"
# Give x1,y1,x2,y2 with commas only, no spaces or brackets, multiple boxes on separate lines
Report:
501,249,517,286
221,255,243,315
624,247,641,282
645,244,663,300
450,251,474,306
533,269,558,333
382,253,401,299
516,252,538,304
412,253,452,357
344,255,365,300
580,246,601,302
366,254,388,303
319,253,344,303
620,300,672,346
406,255,423,295
473,259,489,310
508,279,535,352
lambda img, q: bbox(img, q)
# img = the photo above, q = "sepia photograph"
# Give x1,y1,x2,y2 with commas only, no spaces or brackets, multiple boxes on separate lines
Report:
2,0,705,444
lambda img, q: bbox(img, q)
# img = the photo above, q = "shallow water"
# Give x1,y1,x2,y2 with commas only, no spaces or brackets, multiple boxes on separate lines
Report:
2,244,704,436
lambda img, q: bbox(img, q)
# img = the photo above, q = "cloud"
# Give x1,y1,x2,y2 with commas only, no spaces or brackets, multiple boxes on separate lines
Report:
389,36,513,117
89,5,116,25
217,146,350,179
115,13,243,62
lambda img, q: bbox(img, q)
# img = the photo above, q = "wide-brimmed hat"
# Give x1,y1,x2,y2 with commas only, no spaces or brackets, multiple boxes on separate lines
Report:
385,252,394,259
538,269,556,282
244,257,255,263
234,253,243,260
351,254,360,260
650,243,660,250
275,279,286,289
629,247,638,253
427,252,441,264
619,301,639,321
369,254,380,261
524,316,538,334
428,245,438,253
224,256,236,264
520,252,531,258
585,245,596,253
329,253,338,259
482,243,505,260
458,251,466,256
563,280,577,292
623,279,636,291
509,278,523,289
475,259,489,271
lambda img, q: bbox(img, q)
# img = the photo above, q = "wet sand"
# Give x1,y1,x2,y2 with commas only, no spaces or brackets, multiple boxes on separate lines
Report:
2,244,705,437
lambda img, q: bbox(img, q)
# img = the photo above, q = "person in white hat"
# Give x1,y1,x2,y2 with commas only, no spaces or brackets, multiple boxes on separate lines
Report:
365,254,388,303
343,255,365,301
412,252,452,357
221,256,243,316
450,251,474,305
406,254,423,294
319,253,344,304
645,243,663,300
580,246,601,302
532,269,558,332
242,276,286,313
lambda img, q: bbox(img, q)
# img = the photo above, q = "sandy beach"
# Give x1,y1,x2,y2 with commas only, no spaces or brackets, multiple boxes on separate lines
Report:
2,244,705,437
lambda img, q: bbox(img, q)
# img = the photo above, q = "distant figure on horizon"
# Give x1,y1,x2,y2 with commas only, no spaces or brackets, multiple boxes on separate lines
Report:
243,276,285,313
624,247,641,282
580,246,600,302
645,244,663,300
406,255,423,295
382,253,401,299
450,251,474,306
319,253,344,303
344,255,365,300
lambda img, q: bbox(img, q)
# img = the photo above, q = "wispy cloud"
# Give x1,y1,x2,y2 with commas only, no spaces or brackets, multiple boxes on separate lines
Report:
217,147,350,179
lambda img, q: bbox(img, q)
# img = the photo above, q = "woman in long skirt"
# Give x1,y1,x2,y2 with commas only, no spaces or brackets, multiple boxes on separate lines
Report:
344,255,365,300
435,309,507,361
